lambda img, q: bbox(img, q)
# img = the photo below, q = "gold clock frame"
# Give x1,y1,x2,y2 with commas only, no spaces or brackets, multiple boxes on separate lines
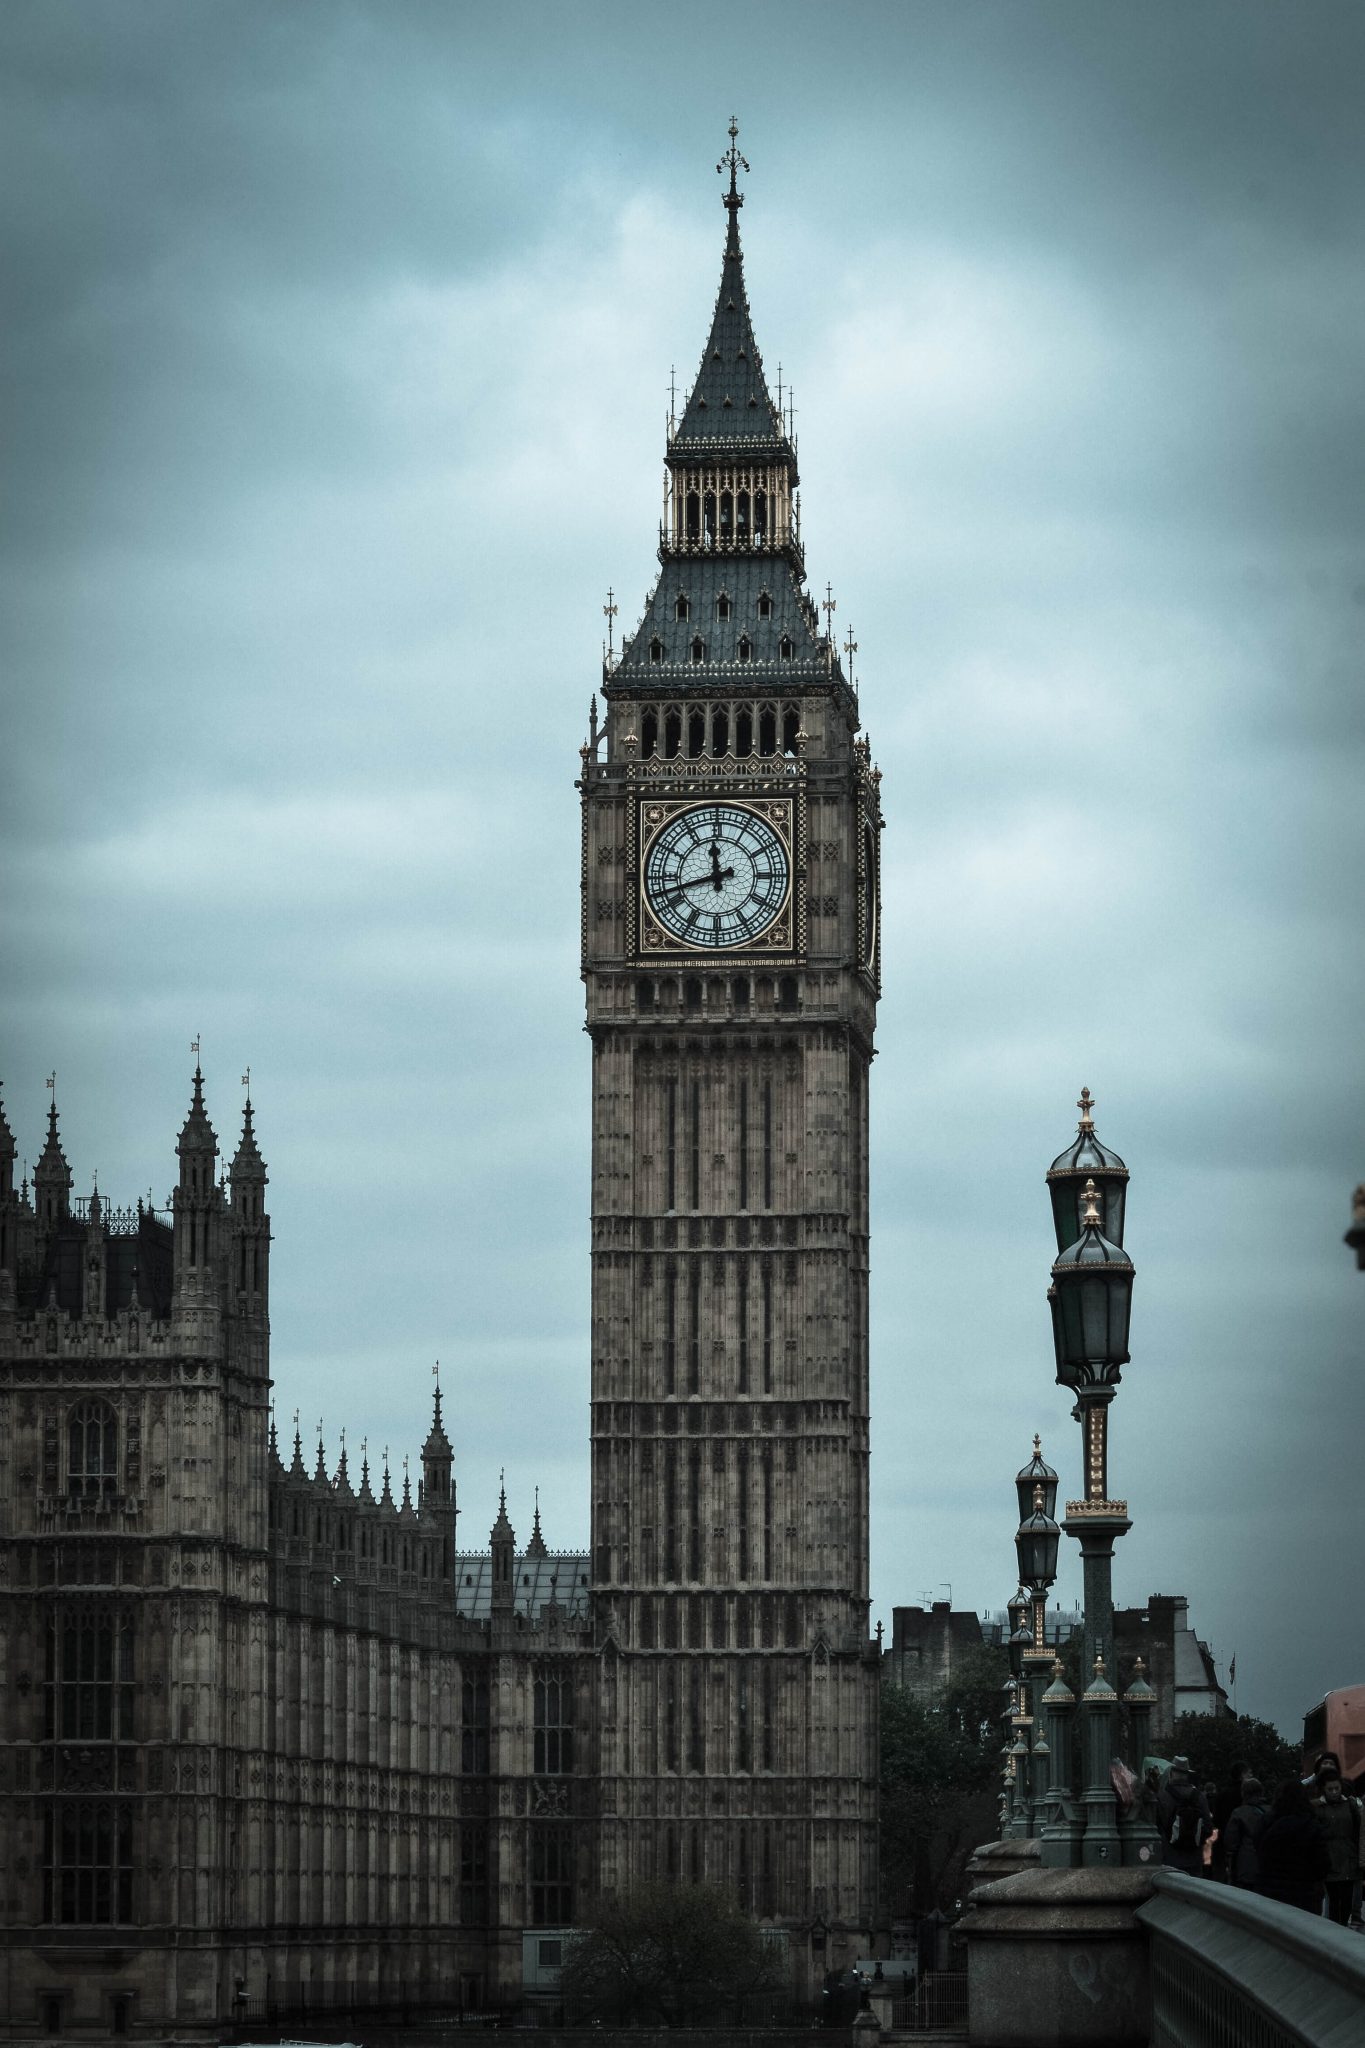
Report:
630,793,802,963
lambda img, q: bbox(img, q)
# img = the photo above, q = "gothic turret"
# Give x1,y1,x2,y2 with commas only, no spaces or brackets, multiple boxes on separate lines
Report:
0,1087,15,1203
33,1098,72,1231
173,1064,221,1304
229,1090,269,1371
0,1088,17,1299
420,1374,454,1520
490,1480,515,1616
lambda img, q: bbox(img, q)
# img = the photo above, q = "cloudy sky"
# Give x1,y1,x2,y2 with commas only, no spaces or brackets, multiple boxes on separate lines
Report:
3,1,1362,1740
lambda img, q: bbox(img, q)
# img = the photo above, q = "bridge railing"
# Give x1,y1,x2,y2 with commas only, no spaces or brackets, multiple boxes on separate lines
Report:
1136,1867,1365,2048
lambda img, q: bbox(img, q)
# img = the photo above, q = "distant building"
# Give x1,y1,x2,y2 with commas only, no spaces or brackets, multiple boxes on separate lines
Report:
1302,1686,1365,1786
882,1604,989,1699
883,1592,1229,1746
1112,1594,1230,1740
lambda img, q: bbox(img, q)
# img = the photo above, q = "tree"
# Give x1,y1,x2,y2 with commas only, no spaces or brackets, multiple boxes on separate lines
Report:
1169,1712,1300,1796
559,1880,789,2026
881,1645,1009,1916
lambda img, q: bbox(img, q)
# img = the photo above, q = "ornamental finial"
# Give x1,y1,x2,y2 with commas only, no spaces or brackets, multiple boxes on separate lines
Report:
1077,1085,1095,1132
718,117,749,211
1081,1177,1102,1228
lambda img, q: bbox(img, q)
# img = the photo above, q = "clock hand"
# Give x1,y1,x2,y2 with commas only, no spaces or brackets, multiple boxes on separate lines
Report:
710,865,736,891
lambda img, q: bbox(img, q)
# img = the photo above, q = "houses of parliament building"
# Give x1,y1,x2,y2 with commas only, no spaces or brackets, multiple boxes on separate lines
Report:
0,132,884,2040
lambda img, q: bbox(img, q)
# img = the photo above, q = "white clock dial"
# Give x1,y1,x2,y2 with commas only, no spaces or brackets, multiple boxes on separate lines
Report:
643,803,789,949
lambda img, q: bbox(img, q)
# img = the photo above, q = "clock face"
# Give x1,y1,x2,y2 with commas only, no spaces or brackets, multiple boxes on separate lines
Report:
643,803,790,949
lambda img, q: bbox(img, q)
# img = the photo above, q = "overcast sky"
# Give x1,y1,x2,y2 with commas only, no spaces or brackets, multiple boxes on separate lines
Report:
3,0,1362,1741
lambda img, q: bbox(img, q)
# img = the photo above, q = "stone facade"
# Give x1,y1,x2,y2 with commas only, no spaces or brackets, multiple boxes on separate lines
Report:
0,1081,596,2037
0,147,881,2041
580,140,881,1956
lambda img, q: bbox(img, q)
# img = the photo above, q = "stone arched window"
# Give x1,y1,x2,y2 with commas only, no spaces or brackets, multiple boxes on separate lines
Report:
68,1401,118,1500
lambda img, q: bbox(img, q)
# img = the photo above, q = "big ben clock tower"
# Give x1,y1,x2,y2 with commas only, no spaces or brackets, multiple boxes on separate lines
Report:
580,128,881,1967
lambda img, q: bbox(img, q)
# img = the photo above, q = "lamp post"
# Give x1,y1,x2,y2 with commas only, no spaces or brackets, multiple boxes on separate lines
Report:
1003,1597,1030,1839
1014,1437,1060,1843
1045,1090,1135,1868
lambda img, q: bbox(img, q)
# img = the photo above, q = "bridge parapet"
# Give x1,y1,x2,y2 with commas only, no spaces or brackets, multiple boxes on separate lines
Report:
1137,1869,1365,2048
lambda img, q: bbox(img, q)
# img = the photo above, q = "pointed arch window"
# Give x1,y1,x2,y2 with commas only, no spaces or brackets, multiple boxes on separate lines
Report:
711,705,729,756
738,635,752,664
737,490,750,539
642,709,658,758
674,594,690,622
782,706,801,754
719,491,734,541
703,493,716,544
758,705,778,756
735,707,753,758
687,709,706,759
649,638,664,665
757,591,773,619
779,635,794,662
716,593,731,621
690,636,706,665
664,707,682,758
68,1401,118,1500
754,492,768,540
685,493,701,542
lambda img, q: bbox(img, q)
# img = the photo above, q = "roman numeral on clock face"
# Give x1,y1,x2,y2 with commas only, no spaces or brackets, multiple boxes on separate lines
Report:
643,803,790,950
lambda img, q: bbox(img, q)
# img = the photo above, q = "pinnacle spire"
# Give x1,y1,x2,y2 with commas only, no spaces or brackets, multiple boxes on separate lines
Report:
423,1363,452,1455
527,1486,548,1559
672,121,787,457
177,1056,218,1156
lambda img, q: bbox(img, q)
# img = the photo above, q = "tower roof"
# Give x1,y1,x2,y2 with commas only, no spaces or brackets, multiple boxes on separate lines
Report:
34,1098,70,1186
0,1084,15,1161
231,1094,266,1181
177,1065,218,1156
490,1478,515,1548
422,1376,452,1458
671,124,790,463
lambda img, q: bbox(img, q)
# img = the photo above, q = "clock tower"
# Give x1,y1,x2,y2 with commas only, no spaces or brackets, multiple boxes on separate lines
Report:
580,128,882,1966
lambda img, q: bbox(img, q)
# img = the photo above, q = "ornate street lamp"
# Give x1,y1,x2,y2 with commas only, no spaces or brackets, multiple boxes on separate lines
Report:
1044,1091,1137,1869
1047,1085,1128,1252
1013,1440,1060,1843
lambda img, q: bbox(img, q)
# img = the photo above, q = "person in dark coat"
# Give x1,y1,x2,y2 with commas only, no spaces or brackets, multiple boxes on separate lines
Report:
1255,1779,1329,1915
1221,1777,1268,1889
1210,1759,1251,1880
1312,1773,1361,1926
1156,1757,1213,1875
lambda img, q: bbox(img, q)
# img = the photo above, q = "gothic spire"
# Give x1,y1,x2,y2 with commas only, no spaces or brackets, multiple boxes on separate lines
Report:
526,1486,548,1560
422,1368,452,1456
231,1089,266,1182
672,120,788,459
34,1090,72,1224
490,1474,515,1548
177,1058,218,1163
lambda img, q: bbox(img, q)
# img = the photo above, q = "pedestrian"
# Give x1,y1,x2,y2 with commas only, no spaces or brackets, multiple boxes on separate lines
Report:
1221,1777,1268,1890
1311,1773,1361,1927
1210,1759,1251,1881
1156,1757,1213,1876
1256,1779,1329,1915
